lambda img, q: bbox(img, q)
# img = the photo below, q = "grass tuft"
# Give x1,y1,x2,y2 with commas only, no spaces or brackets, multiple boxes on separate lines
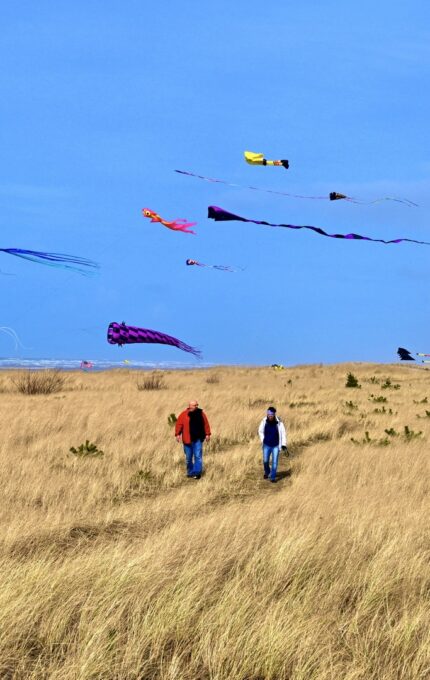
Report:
11,370,67,395
136,372,166,391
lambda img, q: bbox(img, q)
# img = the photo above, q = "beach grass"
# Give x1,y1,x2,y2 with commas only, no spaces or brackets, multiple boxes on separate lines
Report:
0,363,429,679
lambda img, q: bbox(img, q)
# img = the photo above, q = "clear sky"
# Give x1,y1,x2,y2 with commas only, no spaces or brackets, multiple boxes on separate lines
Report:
0,1,429,365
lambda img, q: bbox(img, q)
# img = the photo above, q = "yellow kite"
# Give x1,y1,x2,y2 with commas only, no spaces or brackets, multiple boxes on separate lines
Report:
244,151,289,170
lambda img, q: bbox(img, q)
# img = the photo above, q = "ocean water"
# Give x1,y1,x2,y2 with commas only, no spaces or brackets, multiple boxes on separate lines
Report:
0,358,213,371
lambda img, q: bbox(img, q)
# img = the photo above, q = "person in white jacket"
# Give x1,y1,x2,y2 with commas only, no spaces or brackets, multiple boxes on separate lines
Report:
258,406,287,482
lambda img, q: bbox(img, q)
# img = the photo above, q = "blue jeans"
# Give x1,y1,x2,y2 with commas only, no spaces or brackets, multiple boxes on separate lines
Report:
183,440,203,476
263,444,279,480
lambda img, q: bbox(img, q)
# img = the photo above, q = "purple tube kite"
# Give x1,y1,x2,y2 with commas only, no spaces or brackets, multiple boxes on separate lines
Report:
107,322,201,358
207,206,430,246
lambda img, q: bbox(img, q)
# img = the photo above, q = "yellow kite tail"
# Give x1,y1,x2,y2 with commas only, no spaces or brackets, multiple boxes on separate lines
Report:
244,151,265,165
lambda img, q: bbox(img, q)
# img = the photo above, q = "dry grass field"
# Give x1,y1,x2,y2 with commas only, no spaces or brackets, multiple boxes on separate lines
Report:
0,363,429,679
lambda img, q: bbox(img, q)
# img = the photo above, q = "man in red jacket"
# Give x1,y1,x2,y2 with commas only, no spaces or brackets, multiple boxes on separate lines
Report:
175,400,211,479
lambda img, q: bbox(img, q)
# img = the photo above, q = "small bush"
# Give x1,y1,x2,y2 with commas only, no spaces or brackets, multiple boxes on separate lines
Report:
345,372,361,388
167,413,177,426
381,378,400,390
403,426,422,441
369,395,387,403
344,401,358,410
11,370,67,395
373,406,394,415
351,431,372,445
351,431,390,447
206,374,220,384
136,373,166,391
70,440,104,457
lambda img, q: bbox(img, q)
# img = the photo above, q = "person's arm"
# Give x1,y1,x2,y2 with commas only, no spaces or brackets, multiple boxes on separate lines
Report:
175,413,183,442
279,422,287,448
258,419,265,443
202,412,211,440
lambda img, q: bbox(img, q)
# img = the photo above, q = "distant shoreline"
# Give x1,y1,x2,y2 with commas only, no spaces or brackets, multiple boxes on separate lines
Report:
0,359,420,371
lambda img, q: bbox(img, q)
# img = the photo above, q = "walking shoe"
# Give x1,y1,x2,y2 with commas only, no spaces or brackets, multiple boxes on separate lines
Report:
194,474,201,480
270,478,277,483
263,474,268,479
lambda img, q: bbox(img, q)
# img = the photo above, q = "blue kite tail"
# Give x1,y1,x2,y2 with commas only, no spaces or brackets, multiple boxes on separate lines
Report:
0,249,100,275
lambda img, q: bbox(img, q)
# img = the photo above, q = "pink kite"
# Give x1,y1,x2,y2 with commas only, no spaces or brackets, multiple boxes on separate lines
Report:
142,208,196,234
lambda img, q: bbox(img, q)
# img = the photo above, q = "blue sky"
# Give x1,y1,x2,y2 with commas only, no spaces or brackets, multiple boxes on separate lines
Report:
0,1,429,365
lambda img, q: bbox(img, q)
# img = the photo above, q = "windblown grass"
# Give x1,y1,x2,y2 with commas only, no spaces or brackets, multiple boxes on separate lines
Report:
0,363,428,679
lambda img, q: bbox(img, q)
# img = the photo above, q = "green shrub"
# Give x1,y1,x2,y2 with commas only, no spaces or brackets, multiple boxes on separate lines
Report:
403,426,422,441
351,431,390,447
345,373,361,388
344,401,358,410
373,406,394,415
381,378,400,390
70,440,104,458
369,395,387,403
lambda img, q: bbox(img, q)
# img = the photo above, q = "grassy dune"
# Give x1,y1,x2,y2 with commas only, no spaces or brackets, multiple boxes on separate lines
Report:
0,363,429,679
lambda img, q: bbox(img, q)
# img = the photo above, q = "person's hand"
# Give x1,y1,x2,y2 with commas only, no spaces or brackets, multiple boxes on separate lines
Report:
176,435,181,443
205,436,211,442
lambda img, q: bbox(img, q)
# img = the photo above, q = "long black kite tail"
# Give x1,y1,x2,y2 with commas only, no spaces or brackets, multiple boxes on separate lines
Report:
207,207,430,246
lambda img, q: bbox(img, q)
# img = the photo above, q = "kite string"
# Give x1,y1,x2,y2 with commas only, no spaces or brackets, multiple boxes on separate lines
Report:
345,197,419,207
175,170,418,206
0,326,31,351
175,170,328,200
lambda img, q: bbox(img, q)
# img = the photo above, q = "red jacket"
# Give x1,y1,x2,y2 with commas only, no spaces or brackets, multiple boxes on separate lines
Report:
175,408,211,444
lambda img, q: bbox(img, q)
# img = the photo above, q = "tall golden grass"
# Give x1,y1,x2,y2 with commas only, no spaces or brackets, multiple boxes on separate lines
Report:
0,363,428,679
